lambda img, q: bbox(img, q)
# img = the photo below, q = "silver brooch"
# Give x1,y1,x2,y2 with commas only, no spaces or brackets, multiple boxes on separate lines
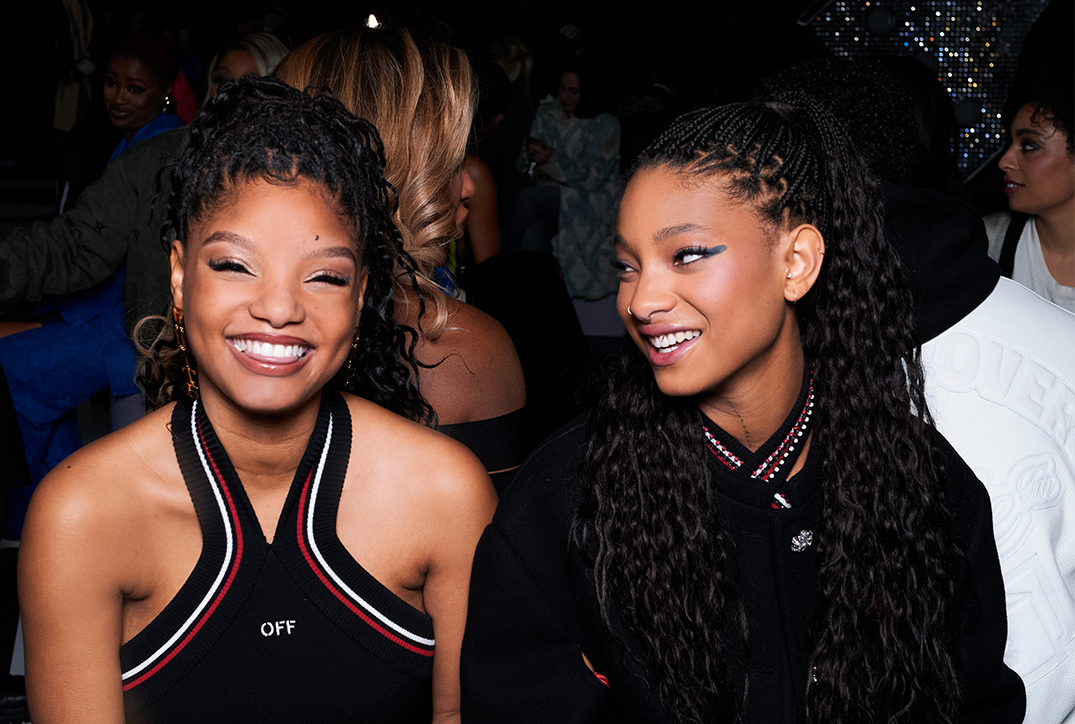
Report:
791,530,813,553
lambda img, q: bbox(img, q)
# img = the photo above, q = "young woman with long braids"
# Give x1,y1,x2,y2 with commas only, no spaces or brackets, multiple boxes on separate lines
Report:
19,76,495,723
461,99,1024,722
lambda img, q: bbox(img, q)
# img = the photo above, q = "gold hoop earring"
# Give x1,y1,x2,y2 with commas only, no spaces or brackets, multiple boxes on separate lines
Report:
173,306,198,397
345,329,360,385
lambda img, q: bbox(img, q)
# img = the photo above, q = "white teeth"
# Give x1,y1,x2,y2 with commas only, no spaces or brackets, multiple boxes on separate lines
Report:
231,338,309,360
648,330,700,350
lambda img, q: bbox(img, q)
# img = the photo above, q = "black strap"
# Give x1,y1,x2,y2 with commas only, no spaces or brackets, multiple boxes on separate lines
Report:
999,212,1030,278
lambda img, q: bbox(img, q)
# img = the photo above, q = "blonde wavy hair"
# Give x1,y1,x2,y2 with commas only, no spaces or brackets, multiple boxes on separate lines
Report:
275,27,475,338
203,32,290,104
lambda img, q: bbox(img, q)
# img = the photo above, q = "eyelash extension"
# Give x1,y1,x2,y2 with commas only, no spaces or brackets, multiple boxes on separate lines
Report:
309,273,350,286
674,245,727,263
609,258,634,272
207,259,249,273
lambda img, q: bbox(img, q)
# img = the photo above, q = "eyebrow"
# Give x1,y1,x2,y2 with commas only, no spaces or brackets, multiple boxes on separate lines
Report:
655,223,712,242
614,222,716,249
202,230,255,248
201,231,357,263
1012,127,1043,138
106,73,149,85
309,245,357,263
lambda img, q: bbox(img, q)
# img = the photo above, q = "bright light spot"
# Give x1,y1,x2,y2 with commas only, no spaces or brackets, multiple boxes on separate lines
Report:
366,14,380,28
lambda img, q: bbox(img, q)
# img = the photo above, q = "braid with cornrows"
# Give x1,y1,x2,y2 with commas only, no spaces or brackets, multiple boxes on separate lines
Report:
579,97,960,723
138,74,433,424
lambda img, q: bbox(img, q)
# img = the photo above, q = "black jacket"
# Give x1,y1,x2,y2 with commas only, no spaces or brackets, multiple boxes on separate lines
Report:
461,417,1025,723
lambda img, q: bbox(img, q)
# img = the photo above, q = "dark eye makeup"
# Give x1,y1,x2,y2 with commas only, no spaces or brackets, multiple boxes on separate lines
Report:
308,273,350,286
673,245,726,265
208,258,250,274
208,258,351,287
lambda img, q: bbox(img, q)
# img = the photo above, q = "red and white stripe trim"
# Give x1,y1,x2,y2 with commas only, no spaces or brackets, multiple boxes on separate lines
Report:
297,413,435,655
122,400,244,689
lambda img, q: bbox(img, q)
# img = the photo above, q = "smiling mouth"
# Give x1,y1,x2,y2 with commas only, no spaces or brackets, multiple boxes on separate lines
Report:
648,330,700,353
230,338,310,363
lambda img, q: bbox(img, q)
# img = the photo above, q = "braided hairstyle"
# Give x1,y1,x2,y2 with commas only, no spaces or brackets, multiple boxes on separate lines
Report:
580,98,959,723
138,74,433,424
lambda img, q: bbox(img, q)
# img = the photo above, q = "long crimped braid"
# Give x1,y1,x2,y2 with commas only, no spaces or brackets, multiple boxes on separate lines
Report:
137,74,433,425
580,98,959,723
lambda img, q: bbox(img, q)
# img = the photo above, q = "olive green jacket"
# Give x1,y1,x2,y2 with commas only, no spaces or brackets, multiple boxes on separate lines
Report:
0,128,189,336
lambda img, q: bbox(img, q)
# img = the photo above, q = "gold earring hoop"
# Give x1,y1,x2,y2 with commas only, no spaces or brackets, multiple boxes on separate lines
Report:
345,329,361,385
173,306,198,397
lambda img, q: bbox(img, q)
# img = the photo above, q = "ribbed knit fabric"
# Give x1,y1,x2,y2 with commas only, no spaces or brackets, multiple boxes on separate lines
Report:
121,391,433,723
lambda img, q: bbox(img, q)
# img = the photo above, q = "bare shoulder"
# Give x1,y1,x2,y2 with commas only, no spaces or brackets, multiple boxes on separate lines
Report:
416,299,525,423
442,300,519,368
18,404,185,723
20,404,183,598
27,405,178,527
342,394,494,506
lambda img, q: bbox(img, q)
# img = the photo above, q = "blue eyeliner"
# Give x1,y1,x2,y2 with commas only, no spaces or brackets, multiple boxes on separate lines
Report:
697,245,726,257
674,245,727,264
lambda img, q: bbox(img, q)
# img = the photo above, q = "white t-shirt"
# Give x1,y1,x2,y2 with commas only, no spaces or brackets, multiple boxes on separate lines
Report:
985,213,1075,313
1014,218,1075,312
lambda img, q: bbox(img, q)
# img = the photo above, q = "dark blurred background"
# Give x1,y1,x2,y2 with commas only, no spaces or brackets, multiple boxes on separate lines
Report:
0,0,1053,228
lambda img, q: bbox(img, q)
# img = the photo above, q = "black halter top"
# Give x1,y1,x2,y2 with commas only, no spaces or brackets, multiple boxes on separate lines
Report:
120,390,434,723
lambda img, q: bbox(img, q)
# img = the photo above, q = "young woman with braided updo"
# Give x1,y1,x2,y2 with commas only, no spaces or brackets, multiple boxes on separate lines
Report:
461,99,1024,723
19,75,495,723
